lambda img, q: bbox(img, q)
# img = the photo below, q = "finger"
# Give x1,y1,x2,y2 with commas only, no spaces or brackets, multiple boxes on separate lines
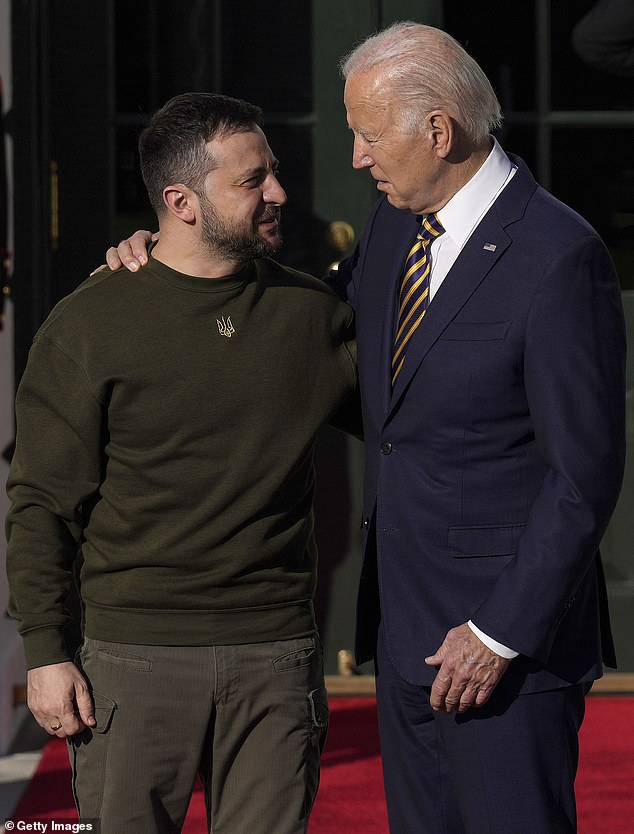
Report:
55,696,90,737
106,243,137,272
52,676,93,736
458,686,479,713
89,264,108,277
443,681,468,714
45,716,63,736
429,673,452,711
56,706,86,737
105,246,124,271
53,723,70,738
56,717,85,738
474,683,496,707
424,643,446,667
129,230,153,264
74,680,96,727
55,722,81,739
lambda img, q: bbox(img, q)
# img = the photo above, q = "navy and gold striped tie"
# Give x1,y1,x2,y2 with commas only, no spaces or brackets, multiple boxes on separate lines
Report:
392,213,445,386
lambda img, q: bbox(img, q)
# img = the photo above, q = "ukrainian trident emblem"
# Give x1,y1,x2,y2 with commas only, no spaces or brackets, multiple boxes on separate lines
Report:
217,316,235,338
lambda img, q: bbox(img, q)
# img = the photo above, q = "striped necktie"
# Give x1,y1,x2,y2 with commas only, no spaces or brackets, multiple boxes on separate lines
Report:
392,213,445,386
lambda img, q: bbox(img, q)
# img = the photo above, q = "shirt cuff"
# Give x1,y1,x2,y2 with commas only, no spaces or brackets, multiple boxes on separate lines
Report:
467,621,519,659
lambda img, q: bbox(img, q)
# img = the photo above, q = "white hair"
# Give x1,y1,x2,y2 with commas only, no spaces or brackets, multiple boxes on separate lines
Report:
340,21,502,144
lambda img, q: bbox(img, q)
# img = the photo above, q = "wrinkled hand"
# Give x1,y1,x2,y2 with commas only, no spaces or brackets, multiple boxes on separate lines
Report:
27,662,96,738
425,623,510,714
90,229,158,276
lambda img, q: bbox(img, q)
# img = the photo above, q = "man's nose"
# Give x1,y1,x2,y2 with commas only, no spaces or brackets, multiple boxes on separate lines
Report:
264,175,287,205
352,137,373,169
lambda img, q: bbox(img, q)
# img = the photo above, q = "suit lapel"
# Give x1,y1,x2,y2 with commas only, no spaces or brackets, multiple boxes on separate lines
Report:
386,154,538,414
388,212,510,410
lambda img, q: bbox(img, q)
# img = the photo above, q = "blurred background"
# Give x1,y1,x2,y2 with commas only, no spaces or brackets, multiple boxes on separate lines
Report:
1,0,633,754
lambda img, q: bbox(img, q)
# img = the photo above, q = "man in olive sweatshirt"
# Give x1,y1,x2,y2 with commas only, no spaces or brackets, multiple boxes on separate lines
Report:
5,93,357,834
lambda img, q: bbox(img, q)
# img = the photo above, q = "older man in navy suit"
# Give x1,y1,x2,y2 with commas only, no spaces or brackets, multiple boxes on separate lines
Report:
106,21,625,833
330,21,625,834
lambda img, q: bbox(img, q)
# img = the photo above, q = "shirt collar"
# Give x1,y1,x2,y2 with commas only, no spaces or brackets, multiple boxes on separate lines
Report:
436,138,514,250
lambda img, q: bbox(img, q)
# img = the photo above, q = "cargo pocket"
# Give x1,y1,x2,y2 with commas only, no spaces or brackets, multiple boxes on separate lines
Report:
307,685,329,731
69,691,116,821
91,691,117,734
304,685,329,817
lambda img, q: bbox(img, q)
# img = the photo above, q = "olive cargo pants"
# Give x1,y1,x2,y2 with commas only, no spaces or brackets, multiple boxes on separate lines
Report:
70,636,328,833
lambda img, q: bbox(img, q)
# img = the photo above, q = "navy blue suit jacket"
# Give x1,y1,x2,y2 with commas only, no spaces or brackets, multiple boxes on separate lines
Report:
330,155,625,694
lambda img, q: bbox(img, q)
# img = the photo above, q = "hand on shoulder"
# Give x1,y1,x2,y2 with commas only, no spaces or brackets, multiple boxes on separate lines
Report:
90,229,158,276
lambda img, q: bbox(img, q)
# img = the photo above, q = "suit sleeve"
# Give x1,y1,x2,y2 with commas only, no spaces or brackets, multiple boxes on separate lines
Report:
327,303,363,439
325,247,361,308
324,196,386,309
5,335,104,669
471,234,626,662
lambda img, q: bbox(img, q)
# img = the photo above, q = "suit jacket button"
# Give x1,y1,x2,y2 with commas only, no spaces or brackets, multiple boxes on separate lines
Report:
381,441,392,455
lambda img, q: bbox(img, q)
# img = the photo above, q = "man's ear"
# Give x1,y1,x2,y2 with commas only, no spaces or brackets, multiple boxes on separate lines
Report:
427,111,454,159
162,184,197,223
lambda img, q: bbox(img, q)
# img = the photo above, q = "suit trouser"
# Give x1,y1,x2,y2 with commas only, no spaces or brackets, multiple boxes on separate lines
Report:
69,636,328,834
375,624,587,834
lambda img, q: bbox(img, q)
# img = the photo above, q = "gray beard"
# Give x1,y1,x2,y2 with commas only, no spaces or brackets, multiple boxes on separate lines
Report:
199,196,282,261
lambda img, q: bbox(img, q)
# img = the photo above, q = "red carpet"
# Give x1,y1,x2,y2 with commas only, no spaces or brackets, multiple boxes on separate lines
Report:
10,697,634,833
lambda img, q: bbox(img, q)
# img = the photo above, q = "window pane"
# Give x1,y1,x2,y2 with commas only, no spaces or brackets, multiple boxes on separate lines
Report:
551,0,633,111
222,1,312,113
552,128,634,290
444,2,536,113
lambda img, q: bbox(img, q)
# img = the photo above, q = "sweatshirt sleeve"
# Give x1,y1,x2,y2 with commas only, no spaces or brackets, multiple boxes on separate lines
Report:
5,334,105,669
329,307,363,440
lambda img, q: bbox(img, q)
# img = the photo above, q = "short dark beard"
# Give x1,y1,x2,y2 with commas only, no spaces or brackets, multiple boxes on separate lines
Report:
198,194,282,260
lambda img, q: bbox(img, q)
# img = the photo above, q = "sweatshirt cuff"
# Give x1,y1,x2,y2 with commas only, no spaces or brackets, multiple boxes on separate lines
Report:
21,627,73,670
467,620,519,659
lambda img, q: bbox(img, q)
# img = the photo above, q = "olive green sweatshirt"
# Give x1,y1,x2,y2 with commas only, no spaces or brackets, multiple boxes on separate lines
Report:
6,256,357,670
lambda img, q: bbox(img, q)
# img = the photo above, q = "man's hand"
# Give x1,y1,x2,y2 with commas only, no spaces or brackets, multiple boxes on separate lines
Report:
90,230,157,276
425,623,511,714
27,662,96,738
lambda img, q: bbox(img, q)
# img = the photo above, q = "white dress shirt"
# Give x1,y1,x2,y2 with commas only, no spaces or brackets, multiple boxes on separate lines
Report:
426,139,519,660
430,138,516,301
